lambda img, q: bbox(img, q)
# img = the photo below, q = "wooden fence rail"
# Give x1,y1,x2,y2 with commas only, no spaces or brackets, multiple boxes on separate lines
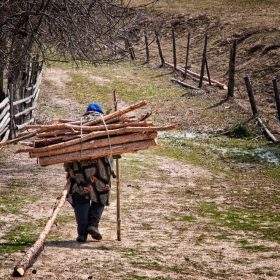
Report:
0,70,42,143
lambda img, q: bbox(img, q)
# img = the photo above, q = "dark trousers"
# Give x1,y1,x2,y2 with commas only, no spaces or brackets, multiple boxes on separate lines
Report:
72,193,104,236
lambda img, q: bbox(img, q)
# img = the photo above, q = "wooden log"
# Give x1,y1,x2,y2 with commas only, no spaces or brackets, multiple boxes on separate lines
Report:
63,120,154,133
26,101,148,133
33,134,80,148
172,28,177,71
165,62,227,90
30,132,157,158
34,137,67,147
171,78,200,90
52,118,76,123
199,34,208,88
0,131,37,148
16,124,177,154
257,117,278,143
244,76,258,116
227,40,237,98
36,129,80,139
13,180,70,277
184,32,191,79
84,100,147,126
38,139,158,166
272,79,280,118
155,30,165,67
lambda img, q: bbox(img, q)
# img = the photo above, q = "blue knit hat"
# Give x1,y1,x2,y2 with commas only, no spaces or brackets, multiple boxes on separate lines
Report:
85,103,104,114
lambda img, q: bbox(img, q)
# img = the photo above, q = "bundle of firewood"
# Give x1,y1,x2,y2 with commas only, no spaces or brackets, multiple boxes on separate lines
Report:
15,100,177,166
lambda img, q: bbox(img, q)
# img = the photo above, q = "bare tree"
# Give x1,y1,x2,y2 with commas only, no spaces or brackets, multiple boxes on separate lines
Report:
0,0,154,101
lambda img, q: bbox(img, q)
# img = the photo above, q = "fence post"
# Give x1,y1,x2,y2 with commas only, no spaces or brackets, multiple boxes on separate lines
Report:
205,57,211,86
144,21,150,63
244,76,258,116
20,86,25,125
30,85,34,119
172,28,177,71
8,83,15,139
0,66,5,101
199,34,208,88
227,40,237,99
155,30,165,67
184,33,191,79
273,79,280,118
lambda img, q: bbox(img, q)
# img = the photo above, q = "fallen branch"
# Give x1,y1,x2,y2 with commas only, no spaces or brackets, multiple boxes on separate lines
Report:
13,180,70,277
171,78,200,90
257,117,278,143
165,62,227,90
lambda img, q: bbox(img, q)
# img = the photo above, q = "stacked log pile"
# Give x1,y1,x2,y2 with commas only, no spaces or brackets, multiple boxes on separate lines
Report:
15,100,178,166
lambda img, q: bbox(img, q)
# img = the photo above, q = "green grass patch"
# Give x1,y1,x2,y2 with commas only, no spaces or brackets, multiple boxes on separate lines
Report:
242,245,277,253
0,223,39,254
0,180,30,214
130,261,190,275
197,203,280,243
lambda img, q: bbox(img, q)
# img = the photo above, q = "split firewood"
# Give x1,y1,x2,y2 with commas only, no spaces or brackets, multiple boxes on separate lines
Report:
14,100,178,166
38,139,157,166
16,124,177,154
30,132,157,158
13,180,70,277
84,100,147,127
0,131,37,148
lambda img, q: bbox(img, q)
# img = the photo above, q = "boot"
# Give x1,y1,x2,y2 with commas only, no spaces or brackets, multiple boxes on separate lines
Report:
76,234,87,242
87,222,102,240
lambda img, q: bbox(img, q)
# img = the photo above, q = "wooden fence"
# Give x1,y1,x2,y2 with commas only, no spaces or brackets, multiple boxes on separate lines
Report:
0,70,42,143
1,25,279,144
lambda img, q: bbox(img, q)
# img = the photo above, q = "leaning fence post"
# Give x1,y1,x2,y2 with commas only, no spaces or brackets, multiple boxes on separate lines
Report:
227,40,237,99
155,30,165,67
272,79,280,118
199,34,208,88
172,28,177,71
244,76,258,116
205,57,211,86
184,32,191,79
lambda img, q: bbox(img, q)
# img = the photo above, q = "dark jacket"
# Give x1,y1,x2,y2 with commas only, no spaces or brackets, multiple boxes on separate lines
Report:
64,156,113,206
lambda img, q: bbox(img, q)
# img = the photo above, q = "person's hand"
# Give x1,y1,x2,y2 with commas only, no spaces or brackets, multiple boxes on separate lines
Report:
66,171,70,181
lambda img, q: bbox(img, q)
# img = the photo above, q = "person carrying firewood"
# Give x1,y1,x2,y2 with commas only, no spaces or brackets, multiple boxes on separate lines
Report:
64,103,115,242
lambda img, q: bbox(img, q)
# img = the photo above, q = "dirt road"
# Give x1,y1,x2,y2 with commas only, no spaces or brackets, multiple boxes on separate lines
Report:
0,67,279,280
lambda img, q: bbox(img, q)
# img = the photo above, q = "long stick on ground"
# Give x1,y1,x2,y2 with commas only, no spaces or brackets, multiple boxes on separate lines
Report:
14,180,70,277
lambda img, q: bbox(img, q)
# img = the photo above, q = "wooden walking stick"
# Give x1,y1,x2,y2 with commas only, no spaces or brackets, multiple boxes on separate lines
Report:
13,180,70,277
113,90,121,241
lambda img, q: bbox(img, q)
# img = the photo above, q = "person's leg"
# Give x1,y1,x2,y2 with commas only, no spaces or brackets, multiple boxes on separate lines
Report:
87,202,104,240
72,193,90,242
